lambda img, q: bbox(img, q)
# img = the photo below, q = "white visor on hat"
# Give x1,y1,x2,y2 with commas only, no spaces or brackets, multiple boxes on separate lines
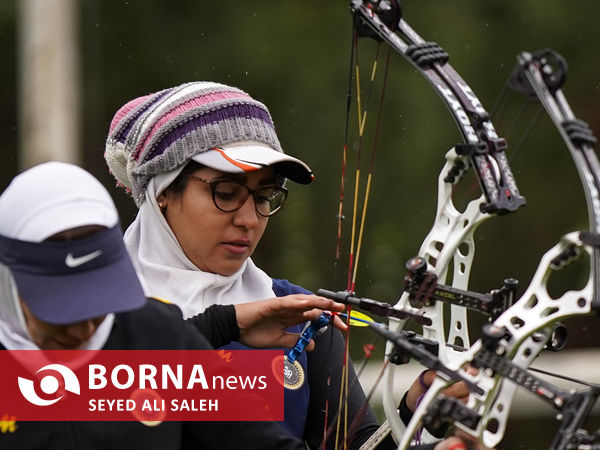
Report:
0,161,119,241
191,142,314,185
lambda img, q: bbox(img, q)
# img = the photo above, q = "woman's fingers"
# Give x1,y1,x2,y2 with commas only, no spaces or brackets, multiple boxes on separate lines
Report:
235,294,347,350
331,314,348,331
442,381,471,401
278,294,345,313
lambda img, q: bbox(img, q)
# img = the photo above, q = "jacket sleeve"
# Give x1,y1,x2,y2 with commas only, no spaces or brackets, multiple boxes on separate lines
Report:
185,304,240,349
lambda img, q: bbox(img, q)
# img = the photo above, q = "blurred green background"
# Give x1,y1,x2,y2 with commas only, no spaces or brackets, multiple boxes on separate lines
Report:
1,1,599,448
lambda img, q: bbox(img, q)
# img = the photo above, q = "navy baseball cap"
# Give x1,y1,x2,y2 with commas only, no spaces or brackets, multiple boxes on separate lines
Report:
0,226,147,324
0,162,147,325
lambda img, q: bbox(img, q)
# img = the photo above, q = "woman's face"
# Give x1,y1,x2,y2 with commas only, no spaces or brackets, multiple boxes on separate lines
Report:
20,299,105,350
159,166,274,276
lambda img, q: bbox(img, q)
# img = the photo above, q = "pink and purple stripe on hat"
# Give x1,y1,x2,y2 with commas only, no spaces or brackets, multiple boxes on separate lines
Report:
139,101,277,165
133,88,254,162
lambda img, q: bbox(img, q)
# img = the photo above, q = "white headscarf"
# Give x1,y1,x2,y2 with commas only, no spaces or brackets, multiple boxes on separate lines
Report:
123,166,275,319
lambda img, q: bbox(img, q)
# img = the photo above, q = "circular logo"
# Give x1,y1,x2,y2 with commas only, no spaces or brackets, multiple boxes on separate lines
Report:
18,364,80,406
271,355,304,390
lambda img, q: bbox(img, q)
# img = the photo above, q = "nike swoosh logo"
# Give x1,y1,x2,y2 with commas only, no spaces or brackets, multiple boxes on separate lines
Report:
65,250,102,268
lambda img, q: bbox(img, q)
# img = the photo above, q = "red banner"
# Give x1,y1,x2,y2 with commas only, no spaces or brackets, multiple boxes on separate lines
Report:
0,350,283,421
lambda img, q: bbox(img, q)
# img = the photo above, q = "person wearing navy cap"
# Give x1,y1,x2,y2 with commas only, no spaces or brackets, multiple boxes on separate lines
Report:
0,161,347,449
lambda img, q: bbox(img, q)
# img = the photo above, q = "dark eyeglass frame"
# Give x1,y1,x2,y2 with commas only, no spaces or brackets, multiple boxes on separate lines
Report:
186,175,288,217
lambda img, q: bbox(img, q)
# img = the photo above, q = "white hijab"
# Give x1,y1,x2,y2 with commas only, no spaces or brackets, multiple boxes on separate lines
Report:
123,167,275,319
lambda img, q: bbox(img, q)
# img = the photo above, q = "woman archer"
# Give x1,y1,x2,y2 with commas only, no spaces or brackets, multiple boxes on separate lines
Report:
104,81,488,450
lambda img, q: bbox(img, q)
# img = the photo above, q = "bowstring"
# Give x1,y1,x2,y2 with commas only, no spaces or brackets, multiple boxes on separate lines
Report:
335,27,358,268
330,24,358,450
350,46,392,293
342,46,391,449
330,21,386,448
347,38,381,292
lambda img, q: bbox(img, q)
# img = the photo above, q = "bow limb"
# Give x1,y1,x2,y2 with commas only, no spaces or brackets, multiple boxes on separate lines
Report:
351,1,525,214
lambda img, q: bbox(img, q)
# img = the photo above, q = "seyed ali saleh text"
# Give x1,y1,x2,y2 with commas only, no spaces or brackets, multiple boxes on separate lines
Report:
89,398,219,412
2,350,282,421
86,363,268,412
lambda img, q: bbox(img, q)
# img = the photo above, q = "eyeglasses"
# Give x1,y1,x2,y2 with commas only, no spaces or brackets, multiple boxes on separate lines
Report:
187,175,288,217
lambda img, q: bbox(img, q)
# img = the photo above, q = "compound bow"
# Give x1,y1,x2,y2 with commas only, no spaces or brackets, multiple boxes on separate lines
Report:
320,2,600,449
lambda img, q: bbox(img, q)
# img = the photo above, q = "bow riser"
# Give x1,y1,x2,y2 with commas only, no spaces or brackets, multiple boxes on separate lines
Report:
381,149,489,445
400,232,593,449
398,148,490,347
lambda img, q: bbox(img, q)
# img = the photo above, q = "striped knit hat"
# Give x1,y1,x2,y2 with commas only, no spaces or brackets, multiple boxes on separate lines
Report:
105,81,313,206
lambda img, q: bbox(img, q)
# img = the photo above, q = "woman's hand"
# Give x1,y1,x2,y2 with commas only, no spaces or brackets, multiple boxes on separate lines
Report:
234,294,347,349
406,368,476,413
